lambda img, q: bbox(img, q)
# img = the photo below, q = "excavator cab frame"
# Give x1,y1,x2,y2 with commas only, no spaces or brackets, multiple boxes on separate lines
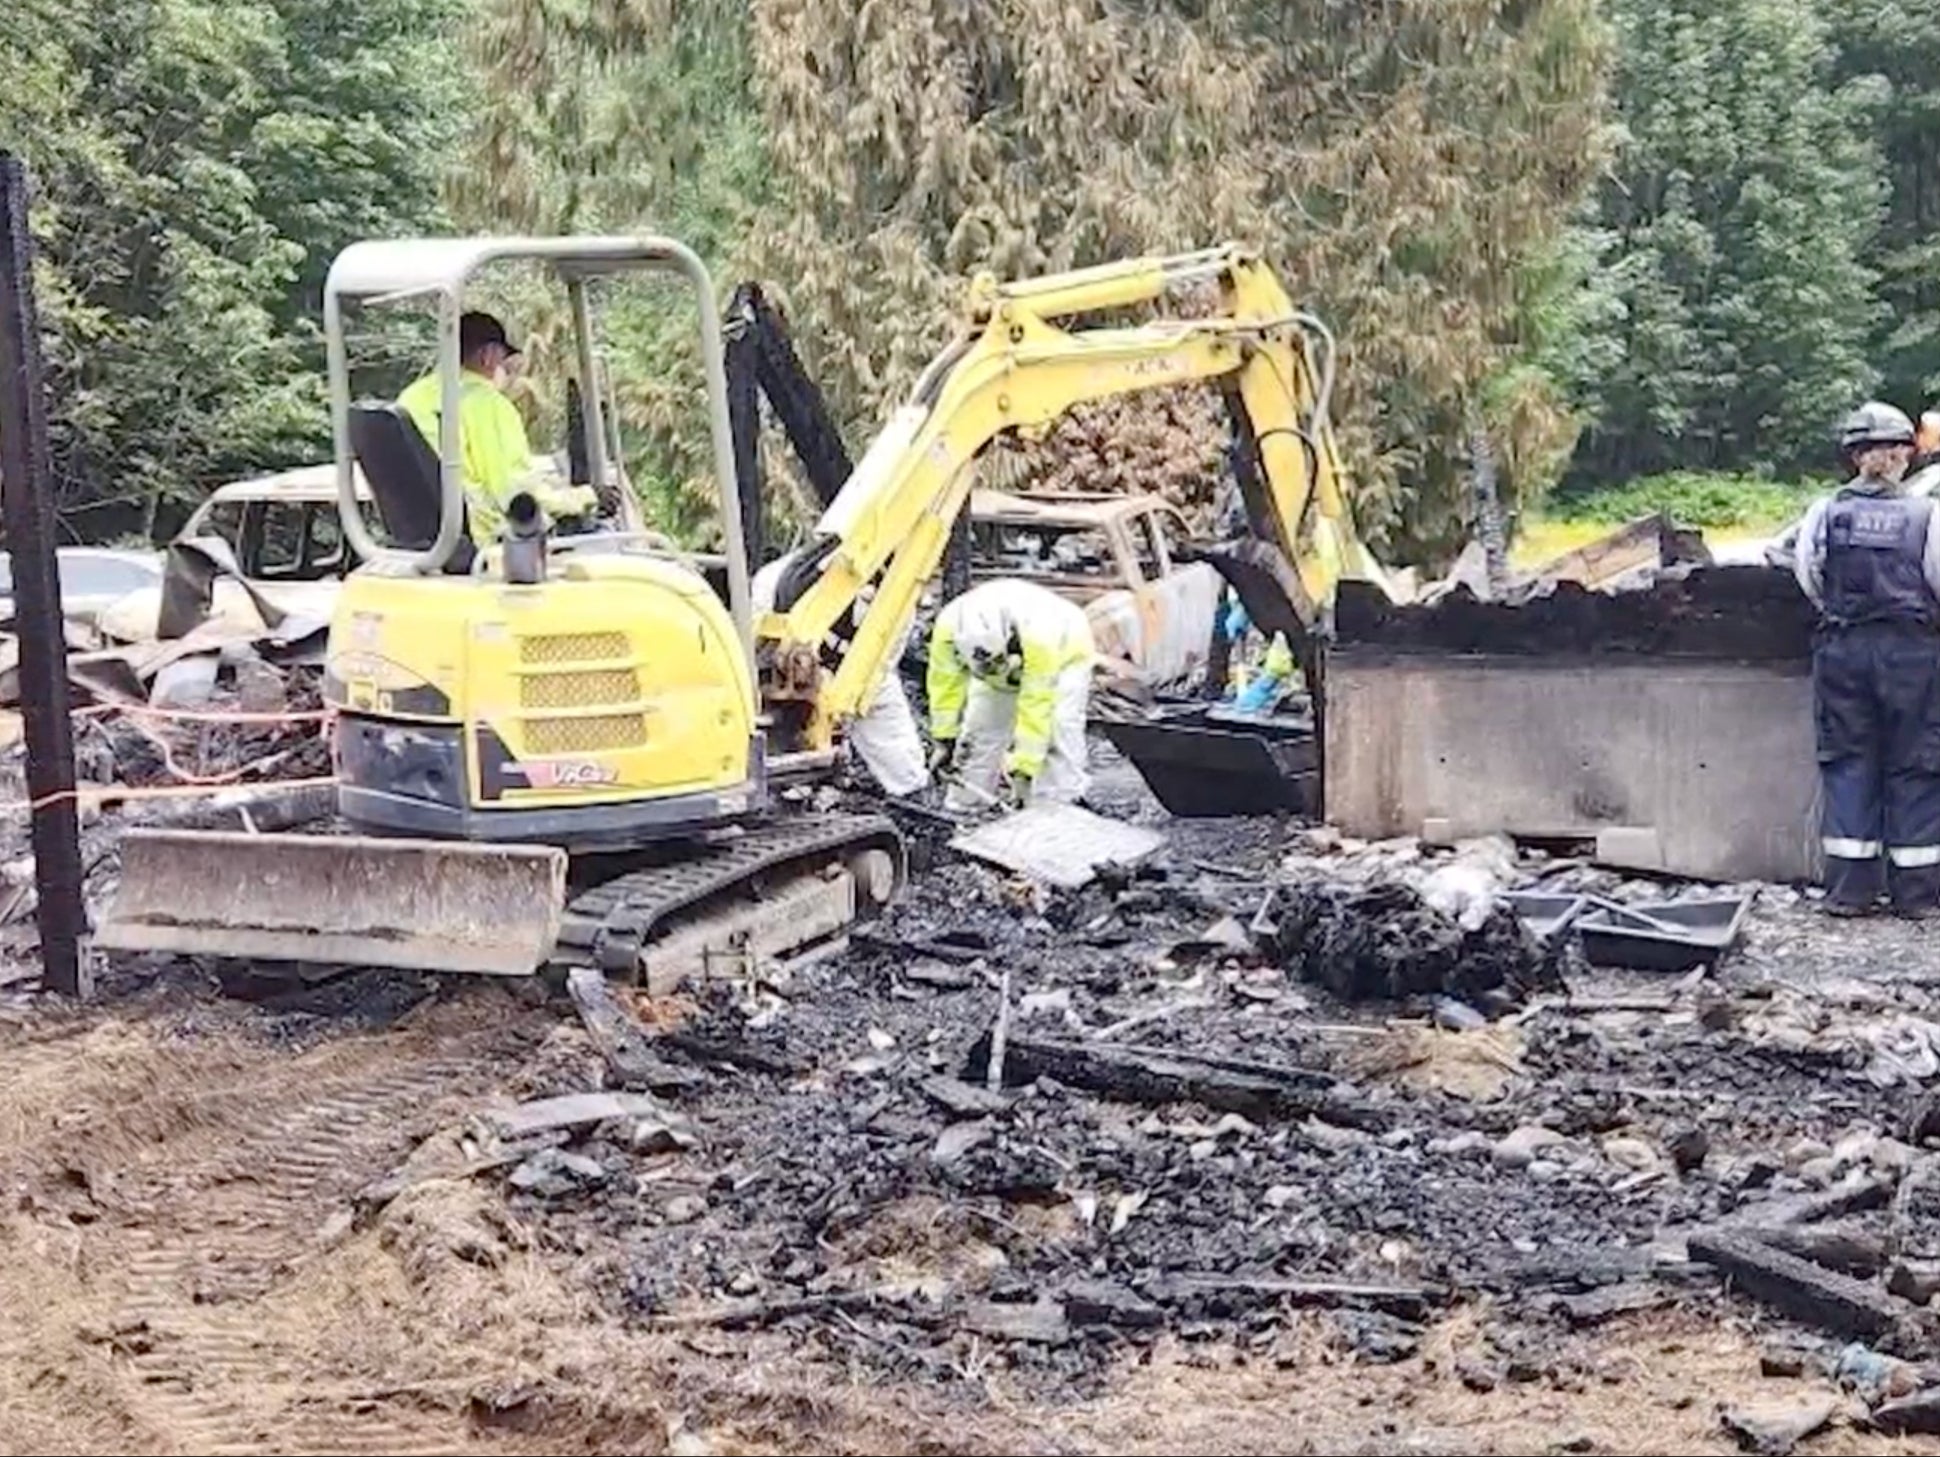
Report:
97,237,803,978
321,236,753,649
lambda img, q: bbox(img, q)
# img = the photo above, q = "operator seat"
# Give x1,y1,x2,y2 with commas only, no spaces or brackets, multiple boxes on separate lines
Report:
347,402,477,574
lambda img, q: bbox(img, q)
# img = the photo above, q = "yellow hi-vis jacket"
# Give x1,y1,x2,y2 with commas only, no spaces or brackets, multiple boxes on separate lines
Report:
397,370,594,545
928,579,1094,778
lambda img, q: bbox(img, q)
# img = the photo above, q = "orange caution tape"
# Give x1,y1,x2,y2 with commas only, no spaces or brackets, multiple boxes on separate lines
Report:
4,775,339,817
70,702,335,725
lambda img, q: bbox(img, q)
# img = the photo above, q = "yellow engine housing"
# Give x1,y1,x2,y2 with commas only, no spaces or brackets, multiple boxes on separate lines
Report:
322,553,762,849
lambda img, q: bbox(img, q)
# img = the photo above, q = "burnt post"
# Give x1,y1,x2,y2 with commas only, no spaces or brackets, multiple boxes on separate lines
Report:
0,156,86,997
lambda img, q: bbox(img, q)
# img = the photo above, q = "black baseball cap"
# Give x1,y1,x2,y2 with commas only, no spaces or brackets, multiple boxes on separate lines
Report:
459,310,520,358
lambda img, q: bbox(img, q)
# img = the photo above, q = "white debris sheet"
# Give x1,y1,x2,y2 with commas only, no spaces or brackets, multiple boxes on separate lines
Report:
950,803,1165,889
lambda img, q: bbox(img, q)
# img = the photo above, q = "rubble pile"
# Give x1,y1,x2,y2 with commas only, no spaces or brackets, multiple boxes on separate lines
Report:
68,664,329,789
1269,878,1564,1004
16,573,1940,1447
321,779,1940,1441
0,647,329,984
192,663,329,779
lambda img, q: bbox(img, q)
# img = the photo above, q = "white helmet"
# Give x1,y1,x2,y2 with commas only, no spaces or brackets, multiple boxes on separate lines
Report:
949,594,1014,676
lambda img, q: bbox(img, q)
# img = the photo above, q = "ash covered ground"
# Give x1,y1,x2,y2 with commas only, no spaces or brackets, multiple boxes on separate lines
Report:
311,752,1940,1416
14,746,1940,1452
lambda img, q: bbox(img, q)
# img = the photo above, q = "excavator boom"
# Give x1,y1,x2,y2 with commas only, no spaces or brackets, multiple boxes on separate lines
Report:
755,244,1392,750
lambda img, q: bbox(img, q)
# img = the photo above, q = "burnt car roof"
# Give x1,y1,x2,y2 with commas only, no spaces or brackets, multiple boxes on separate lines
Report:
968,489,1172,527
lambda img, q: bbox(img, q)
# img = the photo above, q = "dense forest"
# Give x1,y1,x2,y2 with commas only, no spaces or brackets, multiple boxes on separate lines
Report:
4,0,1939,558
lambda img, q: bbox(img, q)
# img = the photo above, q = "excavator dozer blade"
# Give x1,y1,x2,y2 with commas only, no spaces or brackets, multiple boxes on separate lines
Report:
95,829,568,976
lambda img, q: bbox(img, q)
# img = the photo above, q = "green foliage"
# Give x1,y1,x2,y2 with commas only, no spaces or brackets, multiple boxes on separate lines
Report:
1549,471,1817,529
455,0,767,540
249,0,471,332
25,0,1940,560
745,0,1613,559
1823,0,1940,407
1,0,463,533
1572,0,1886,485
1424,227,1629,559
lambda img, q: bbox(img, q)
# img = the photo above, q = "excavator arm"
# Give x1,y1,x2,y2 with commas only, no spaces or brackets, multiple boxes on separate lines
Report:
757,244,1394,749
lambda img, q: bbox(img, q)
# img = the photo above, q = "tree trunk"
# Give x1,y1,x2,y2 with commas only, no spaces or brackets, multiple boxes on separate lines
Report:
1470,416,1507,597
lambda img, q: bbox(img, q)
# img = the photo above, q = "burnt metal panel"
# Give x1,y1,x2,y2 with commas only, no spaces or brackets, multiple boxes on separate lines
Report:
1334,566,1813,662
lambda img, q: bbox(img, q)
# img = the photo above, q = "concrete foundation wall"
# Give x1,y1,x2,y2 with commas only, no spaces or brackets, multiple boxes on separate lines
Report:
1324,656,1819,883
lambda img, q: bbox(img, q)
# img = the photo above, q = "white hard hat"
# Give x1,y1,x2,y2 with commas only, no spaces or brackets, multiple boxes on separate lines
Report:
950,595,1010,674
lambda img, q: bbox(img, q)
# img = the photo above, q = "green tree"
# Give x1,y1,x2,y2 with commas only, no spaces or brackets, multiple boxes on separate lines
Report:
1824,0,1940,408
456,0,767,538
247,0,470,334
1448,226,1625,549
0,0,464,534
1574,0,1885,483
747,0,1612,557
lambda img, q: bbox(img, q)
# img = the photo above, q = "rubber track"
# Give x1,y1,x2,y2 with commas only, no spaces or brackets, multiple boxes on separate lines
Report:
106,1046,510,1456
555,812,905,963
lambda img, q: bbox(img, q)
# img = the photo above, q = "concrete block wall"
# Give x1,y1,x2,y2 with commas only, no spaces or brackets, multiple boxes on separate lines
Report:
1324,655,1818,884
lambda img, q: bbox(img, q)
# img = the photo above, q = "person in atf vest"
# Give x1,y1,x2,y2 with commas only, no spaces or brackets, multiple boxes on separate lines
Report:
1794,401,1940,916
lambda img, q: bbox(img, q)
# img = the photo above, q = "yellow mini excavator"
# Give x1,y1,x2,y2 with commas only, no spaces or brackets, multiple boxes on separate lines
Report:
95,237,1390,981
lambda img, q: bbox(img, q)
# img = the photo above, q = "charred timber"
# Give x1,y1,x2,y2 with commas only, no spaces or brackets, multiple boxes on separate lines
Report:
966,1030,1384,1129
1334,568,1812,663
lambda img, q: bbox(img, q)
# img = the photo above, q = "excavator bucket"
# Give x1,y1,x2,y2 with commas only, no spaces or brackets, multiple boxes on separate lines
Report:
1189,538,1318,654
94,830,568,976
1098,704,1318,819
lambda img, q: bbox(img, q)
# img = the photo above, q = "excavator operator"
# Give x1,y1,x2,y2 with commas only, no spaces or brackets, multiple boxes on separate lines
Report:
926,579,1094,812
398,310,598,544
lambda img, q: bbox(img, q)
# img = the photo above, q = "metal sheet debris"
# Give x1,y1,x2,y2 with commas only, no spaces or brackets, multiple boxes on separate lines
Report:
1519,513,1710,595
484,1092,682,1141
1326,569,1820,883
949,802,1165,888
1503,891,1750,971
1501,891,1587,941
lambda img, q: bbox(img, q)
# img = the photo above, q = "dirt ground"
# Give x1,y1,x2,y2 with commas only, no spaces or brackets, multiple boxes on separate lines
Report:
7,763,1940,1455
0,980,1934,1457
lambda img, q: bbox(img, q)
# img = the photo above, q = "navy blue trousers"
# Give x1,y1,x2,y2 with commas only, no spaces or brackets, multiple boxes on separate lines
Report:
1815,623,1940,910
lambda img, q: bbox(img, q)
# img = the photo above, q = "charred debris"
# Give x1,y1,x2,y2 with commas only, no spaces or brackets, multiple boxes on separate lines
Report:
28,550,1940,1443
324,773,1940,1430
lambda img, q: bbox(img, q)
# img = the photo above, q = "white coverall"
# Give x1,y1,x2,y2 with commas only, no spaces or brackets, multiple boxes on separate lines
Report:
927,578,1095,812
752,552,929,797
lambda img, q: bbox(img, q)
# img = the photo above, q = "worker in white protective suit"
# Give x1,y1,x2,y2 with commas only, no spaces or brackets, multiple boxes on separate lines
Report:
926,579,1095,812
752,550,929,797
